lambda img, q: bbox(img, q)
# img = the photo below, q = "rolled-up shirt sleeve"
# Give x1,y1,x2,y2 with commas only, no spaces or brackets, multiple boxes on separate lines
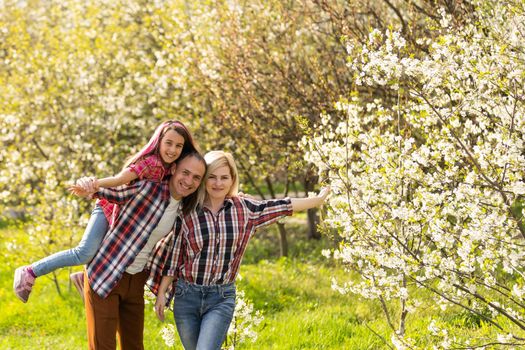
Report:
93,182,142,205
244,197,293,230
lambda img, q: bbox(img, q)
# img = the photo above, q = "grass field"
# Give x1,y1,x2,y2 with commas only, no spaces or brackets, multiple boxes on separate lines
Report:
0,260,389,349
0,217,397,349
0,218,503,349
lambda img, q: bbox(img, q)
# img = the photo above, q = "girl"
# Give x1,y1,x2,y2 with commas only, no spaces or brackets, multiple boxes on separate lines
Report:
153,151,329,350
13,120,198,303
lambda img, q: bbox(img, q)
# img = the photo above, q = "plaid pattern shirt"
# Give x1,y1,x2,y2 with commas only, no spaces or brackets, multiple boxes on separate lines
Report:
161,196,293,287
97,155,172,227
146,219,182,297
87,180,176,298
128,154,171,181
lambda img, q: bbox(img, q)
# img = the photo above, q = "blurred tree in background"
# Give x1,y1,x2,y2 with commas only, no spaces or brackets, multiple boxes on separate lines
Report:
0,0,354,258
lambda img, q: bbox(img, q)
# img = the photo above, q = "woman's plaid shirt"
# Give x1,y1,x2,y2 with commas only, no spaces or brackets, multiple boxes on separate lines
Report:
167,196,293,286
87,180,174,298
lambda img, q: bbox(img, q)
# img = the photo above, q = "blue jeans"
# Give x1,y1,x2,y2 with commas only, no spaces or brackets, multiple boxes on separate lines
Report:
173,279,236,350
32,205,108,277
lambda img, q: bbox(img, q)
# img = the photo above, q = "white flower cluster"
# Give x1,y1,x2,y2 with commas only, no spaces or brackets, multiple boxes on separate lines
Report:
159,323,176,348
226,289,264,348
304,0,525,347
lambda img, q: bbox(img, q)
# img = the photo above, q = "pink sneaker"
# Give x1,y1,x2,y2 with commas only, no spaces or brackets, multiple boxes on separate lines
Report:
70,272,85,302
13,266,36,303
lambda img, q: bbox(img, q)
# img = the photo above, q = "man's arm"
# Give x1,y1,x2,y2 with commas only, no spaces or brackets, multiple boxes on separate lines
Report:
69,177,144,205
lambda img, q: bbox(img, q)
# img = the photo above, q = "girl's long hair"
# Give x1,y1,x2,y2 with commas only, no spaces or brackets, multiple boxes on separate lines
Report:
123,120,199,170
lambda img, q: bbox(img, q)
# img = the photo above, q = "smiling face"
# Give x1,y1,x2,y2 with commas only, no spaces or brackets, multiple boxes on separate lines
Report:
205,165,234,202
159,129,185,165
169,155,206,200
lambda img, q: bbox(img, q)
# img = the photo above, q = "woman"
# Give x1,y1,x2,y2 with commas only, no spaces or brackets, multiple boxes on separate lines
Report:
154,150,329,350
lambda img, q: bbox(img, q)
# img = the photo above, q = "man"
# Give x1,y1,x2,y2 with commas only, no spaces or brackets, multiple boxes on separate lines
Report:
75,151,206,350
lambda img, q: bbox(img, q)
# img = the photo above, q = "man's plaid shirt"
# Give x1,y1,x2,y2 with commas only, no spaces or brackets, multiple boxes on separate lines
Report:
96,155,173,227
87,180,176,298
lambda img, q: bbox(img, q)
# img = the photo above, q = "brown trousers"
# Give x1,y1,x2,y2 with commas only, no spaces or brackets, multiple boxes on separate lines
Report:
84,270,149,350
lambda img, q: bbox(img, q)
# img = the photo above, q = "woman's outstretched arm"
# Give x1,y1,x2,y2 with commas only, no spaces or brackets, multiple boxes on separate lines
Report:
290,187,330,212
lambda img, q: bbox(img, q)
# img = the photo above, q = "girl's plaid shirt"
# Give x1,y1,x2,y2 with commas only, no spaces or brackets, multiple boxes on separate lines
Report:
97,155,173,228
148,196,293,303
87,180,175,298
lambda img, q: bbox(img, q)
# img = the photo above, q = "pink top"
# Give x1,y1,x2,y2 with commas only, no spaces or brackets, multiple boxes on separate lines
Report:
97,155,173,227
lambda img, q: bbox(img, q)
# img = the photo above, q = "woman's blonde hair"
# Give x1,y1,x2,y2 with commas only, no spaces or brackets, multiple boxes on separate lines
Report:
199,151,239,206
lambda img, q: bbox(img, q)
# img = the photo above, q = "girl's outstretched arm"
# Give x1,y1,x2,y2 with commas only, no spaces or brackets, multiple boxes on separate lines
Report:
69,176,143,204
68,177,98,197
95,169,138,189
290,187,330,212
68,169,138,196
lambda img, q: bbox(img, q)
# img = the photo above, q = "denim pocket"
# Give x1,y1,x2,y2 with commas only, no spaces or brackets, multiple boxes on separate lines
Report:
175,283,187,298
220,285,236,299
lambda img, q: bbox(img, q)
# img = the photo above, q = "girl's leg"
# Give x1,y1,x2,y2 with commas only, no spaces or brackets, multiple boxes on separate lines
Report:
14,205,108,302
31,205,108,277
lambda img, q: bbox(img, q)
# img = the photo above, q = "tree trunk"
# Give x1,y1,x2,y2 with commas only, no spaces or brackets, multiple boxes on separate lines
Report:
307,208,321,239
277,222,288,257
304,165,320,239
52,271,62,297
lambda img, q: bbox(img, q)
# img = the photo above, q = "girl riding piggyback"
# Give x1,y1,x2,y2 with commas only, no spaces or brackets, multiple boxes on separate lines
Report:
14,120,196,303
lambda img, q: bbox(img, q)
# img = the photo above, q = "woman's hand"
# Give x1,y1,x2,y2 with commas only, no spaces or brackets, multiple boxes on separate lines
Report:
317,186,331,201
291,186,331,212
155,293,167,321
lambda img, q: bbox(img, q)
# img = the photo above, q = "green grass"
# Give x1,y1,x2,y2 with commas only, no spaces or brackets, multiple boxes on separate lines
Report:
0,222,176,349
1,218,392,349
0,260,172,349
235,260,387,349
0,218,514,349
